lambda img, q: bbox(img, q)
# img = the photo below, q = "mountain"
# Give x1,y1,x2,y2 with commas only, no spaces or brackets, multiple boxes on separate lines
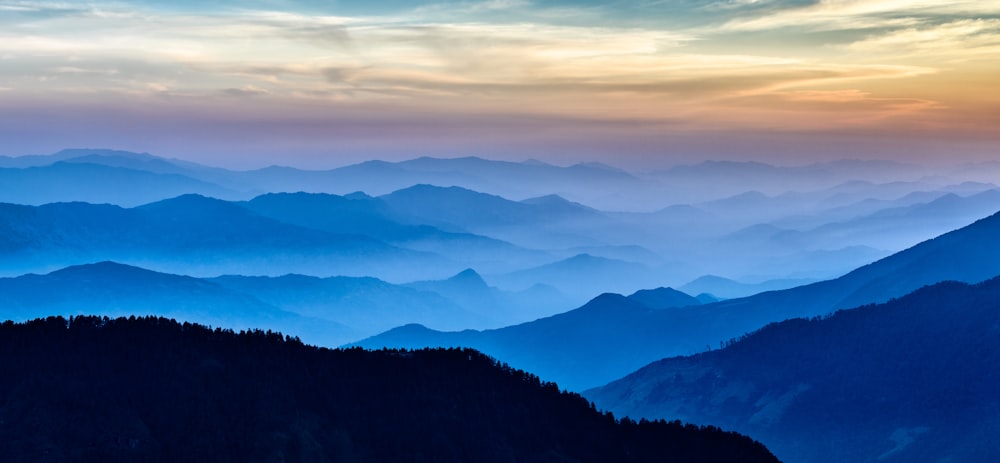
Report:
587,277,1000,463
0,262,351,346
209,273,487,335
375,184,610,250
0,195,455,280
0,316,780,463
379,184,601,231
357,293,681,390
490,253,665,301
0,162,237,206
405,268,576,327
743,188,1000,252
359,209,1000,390
0,261,547,346
627,287,701,310
242,192,554,274
680,275,818,299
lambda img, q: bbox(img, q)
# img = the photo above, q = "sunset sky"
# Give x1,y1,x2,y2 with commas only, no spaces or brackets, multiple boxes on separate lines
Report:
1,0,997,168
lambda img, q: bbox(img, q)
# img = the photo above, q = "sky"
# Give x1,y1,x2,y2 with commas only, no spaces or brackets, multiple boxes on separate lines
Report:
0,0,998,168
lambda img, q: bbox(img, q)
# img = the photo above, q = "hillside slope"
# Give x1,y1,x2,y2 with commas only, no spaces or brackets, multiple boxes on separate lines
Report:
587,278,1000,463
0,316,779,463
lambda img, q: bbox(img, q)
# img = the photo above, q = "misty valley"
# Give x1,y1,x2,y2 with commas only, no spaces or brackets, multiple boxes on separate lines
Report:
3,149,1000,462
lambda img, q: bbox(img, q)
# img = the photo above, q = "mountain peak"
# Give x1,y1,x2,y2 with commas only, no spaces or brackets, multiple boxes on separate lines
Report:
627,287,701,310
447,268,487,286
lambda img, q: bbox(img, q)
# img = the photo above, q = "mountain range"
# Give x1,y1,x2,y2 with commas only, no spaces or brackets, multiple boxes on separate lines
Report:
586,277,1000,463
4,149,1000,287
358,209,1000,390
0,262,576,346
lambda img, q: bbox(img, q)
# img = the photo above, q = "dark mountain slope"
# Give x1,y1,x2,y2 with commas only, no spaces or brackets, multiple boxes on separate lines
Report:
0,316,779,463
587,277,1000,463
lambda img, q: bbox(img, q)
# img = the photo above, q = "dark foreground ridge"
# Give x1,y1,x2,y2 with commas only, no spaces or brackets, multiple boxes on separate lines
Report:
0,316,779,463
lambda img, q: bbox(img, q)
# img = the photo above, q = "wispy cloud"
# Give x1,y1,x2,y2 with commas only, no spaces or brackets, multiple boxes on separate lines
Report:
845,19,1000,59
719,0,1000,32
0,0,997,162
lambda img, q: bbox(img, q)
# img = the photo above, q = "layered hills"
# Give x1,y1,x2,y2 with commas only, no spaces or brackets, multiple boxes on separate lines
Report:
359,209,1000,390
587,277,1000,463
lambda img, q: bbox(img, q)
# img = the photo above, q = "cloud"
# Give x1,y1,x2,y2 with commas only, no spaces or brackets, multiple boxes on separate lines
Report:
845,19,1000,59
719,0,1000,32
0,0,997,159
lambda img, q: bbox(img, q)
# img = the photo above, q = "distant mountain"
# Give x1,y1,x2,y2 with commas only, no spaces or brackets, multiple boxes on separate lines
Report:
651,159,929,201
0,262,566,346
0,195,455,280
0,148,164,168
587,277,1000,463
3,148,994,286
358,210,1000,390
627,287,701,310
0,162,237,206
209,273,487,335
242,192,552,273
680,275,818,299
490,253,665,301
406,269,576,326
379,184,601,231
0,262,351,346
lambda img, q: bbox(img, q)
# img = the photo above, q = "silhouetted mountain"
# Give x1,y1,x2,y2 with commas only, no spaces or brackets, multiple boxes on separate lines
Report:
359,210,1000,390
0,316,779,463
0,262,351,346
587,277,1000,463
627,287,701,310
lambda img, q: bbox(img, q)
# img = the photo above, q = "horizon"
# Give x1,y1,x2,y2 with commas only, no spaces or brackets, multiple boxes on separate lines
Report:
1,146,995,172
2,1,998,168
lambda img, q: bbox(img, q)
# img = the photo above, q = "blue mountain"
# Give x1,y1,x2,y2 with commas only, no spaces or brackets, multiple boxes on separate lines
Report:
587,277,1000,463
0,261,351,346
0,195,454,280
357,209,1000,390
